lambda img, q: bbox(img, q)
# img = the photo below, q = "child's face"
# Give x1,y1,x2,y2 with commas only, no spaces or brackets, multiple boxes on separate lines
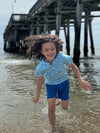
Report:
41,42,56,63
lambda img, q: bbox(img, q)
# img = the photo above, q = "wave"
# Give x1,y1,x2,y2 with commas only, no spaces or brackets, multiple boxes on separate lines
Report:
0,59,30,66
80,55,100,60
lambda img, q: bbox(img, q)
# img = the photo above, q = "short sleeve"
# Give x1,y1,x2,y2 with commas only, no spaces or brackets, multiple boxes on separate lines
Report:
62,54,72,66
34,64,45,77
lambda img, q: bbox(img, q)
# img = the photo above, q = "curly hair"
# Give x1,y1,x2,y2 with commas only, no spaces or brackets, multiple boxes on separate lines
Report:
24,34,63,59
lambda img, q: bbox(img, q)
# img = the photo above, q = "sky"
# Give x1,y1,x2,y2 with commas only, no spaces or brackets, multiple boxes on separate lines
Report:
0,0,100,48
0,0,37,47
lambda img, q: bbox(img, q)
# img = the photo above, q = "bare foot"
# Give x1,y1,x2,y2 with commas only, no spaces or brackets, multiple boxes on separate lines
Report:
51,125,56,133
56,99,61,106
51,128,56,133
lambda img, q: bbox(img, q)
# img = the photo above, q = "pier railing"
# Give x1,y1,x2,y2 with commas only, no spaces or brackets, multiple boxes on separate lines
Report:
8,14,27,25
4,14,27,37
28,0,52,17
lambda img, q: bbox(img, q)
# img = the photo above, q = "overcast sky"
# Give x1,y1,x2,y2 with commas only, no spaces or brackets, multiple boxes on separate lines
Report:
0,0,37,27
0,0,37,47
0,0,100,48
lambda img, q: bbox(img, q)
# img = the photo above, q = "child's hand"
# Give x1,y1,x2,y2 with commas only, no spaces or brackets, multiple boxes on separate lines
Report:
34,96,39,103
79,79,91,90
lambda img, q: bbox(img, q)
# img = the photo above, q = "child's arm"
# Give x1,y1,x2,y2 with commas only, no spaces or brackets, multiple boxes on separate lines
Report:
69,62,91,90
34,76,43,103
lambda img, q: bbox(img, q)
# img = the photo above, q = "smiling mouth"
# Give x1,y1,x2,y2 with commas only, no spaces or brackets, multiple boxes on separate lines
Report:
48,55,54,58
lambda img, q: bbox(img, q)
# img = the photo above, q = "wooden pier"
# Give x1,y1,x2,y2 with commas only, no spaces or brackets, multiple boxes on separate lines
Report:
3,0,100,65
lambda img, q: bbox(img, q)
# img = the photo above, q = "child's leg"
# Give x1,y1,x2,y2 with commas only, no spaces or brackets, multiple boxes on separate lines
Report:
48,98,56,132
55,99,61,106
56,99,69,109
61,100,69,110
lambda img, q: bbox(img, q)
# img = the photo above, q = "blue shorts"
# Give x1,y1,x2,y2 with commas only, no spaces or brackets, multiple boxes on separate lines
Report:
46,79,69,101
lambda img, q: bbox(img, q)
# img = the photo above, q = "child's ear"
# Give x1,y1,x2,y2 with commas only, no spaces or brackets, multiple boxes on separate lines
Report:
41,50,43,55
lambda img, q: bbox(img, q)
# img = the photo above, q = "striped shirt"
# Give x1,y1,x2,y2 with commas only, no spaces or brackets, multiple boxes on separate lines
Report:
34,53,72,85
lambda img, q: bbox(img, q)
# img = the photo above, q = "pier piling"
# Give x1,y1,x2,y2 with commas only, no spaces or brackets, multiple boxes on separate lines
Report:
84,10,89,57
73,0,83,65
89,16,95,55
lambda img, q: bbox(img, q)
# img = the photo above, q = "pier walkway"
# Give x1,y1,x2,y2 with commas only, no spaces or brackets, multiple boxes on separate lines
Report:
3,0,100,65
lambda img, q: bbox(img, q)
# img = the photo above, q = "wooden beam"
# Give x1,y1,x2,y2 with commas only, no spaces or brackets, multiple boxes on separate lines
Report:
64,20,70,55
37,16,40,35
44,11,49,33
88,12,95,55
56,0,62,36
73,0,83,66
61,11,75,14
84,10,89,57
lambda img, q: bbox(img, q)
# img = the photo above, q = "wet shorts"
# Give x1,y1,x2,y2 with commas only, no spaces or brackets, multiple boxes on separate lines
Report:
46,79,69,101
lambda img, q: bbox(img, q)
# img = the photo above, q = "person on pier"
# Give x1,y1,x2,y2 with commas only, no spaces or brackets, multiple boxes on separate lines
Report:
26,35,91,133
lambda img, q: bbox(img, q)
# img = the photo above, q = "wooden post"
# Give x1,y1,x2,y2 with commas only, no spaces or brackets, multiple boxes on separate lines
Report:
8,32,13,51
4,39,7,51
14,28,17,43
56,0,62,36
88,12,95,55
6,36,9,51
84,10,89,57
30,22,34,36
73,0,83,66
8,35,11,50
64,20,70,55
37,16,40,35
44,11,48,34
13,28,18,52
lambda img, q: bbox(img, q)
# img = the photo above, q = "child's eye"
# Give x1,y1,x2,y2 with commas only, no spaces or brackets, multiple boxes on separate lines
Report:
44,49,48,52
51,48,54,50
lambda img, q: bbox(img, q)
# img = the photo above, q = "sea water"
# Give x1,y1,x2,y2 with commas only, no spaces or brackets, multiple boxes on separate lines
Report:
0,44,100,133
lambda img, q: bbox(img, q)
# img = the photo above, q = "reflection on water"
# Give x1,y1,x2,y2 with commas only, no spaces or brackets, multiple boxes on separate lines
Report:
80,57,100,90
0,52,100,133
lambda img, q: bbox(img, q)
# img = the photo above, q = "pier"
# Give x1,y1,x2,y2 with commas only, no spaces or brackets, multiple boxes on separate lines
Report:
3,0,100,65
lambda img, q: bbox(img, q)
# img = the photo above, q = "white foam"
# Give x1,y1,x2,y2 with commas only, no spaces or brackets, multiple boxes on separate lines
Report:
0,59,30,66
42,106,48,114
81,89,92,94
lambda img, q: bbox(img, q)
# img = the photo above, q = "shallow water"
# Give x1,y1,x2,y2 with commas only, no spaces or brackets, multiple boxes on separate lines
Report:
0,49,100,133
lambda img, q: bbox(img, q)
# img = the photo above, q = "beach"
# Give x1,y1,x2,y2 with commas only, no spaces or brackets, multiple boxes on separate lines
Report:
0,43,100,132
0,0,100,132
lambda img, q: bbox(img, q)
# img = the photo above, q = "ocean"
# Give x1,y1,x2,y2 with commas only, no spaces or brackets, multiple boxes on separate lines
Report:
0,42,100,133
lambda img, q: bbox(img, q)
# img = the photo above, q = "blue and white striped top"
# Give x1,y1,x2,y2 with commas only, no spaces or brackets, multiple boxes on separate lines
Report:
34,53,72,85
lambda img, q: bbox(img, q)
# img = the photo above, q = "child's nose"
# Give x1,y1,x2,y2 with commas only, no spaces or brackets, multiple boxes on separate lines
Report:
48,50,52,53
